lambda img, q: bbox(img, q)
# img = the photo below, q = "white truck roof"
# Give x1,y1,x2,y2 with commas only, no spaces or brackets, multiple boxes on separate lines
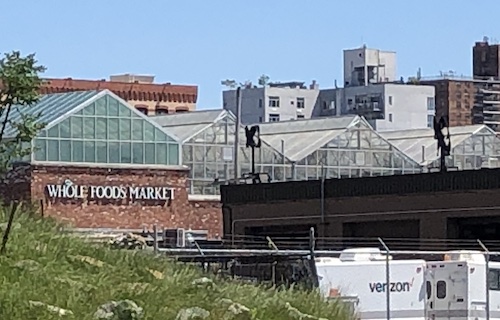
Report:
444,250,486,263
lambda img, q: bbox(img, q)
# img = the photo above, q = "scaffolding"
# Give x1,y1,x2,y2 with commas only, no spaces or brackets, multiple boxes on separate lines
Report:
382,124,500,171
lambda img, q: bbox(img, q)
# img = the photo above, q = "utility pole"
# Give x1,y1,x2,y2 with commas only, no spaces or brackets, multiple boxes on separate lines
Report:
234,87,241,180
221,79,242,181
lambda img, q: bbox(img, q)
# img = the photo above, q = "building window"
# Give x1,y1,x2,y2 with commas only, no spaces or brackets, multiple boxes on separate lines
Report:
436,281,447,299
175,106,189,113
297,114,305,119
489,269,500,290
322,101,327,109
427,97,435,111
426,281,432,300
33,95,179,166
259,99,263,108
388,96,393,105
268,96,280,108
259,116,263,122
269,114,280,122
136,107,148,115
297,97,305,109
388,113,393,122
155,108,169,115
427,115,434,128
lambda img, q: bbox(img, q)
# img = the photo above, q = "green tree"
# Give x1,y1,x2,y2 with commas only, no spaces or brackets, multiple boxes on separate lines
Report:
0,51,47,173
258,74,270,87
0,51,46,255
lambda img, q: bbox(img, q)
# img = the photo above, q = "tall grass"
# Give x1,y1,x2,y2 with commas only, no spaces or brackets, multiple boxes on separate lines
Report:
0,207,353,319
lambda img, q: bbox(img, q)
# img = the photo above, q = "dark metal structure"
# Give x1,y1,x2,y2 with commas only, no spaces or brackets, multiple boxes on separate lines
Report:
245,125,261,175
433,115,451,172
176,253,319,289
172,227,320,289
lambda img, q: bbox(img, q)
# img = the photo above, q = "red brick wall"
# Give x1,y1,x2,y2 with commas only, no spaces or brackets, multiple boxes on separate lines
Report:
26,164,221,238
0,164,32,204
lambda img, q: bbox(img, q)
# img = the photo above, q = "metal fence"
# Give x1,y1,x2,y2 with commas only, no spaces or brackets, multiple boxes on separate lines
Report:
154,229,500,320
63,224,500,320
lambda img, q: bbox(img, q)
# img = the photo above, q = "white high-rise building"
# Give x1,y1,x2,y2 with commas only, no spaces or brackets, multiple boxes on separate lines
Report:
343,45,397,87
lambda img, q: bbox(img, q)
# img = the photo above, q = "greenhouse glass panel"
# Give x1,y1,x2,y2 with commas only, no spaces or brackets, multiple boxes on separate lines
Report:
33,94,180,165
182,114,288,194
289,122,422,180
33,139,47,161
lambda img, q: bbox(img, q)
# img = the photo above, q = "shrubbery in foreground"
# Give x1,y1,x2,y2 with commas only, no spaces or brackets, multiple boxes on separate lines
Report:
0,208,353,319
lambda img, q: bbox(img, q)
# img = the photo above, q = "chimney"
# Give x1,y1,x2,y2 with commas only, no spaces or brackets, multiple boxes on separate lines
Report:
310,80,318,90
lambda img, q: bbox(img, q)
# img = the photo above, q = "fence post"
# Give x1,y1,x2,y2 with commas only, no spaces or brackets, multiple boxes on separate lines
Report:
309,227,319,289
378,238,391,320
266,236,279,251
309,227,316,257
153,224,158,254
478,239,490,320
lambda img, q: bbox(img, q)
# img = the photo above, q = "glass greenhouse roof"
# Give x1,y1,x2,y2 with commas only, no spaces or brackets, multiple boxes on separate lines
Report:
380,124,492,166
3,90,180,142
257,115,360,162
2,90,101,139
150,109,231,142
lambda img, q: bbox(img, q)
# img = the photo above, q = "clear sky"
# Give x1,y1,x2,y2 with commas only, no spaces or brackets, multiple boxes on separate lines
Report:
1,0,499,109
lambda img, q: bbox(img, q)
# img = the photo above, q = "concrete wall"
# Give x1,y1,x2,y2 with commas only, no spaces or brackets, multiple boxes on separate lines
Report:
223,87,265,125
377,84,435,131
223,86,319,124
314,84,435,131
343,47,397,86
264,86,319,122
312,89,341,117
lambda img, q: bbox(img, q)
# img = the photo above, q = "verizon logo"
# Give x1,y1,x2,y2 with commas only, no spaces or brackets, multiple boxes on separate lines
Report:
369,278,414,293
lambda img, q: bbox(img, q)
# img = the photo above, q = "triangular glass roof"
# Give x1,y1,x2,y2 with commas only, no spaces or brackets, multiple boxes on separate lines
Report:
4,89,180,143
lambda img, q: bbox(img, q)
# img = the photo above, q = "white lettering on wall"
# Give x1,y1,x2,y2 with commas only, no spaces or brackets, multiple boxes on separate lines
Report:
45,180,174,203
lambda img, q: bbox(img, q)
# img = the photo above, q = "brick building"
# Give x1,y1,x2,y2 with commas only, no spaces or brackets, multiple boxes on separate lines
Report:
220,169,500,247
40,73,198,116
473,39,500,80
2,90,221,238
419,78,474,127
416,39,500,132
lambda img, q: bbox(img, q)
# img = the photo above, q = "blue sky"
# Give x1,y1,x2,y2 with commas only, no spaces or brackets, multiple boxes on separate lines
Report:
1,1,499,109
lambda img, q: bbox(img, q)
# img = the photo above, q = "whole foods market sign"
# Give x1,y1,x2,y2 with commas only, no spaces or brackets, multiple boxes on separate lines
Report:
46,179,174,202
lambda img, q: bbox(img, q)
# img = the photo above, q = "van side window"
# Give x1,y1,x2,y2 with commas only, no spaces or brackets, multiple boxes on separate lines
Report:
489,269,500,290
437,281,446,299
426,281,432,300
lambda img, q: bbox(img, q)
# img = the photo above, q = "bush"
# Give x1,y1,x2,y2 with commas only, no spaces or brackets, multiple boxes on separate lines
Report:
0,208,353,320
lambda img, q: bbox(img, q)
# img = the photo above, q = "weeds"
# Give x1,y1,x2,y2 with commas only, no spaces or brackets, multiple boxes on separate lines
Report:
0,208,353,319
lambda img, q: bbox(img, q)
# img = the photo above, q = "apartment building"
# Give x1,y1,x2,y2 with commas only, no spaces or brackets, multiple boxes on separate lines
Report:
40,73,198,116
222,46,432,131
314,83,435,131
419,77,475,127
417,39,500,133
222,81,320,124
343,45,397,87
473,38,500,80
